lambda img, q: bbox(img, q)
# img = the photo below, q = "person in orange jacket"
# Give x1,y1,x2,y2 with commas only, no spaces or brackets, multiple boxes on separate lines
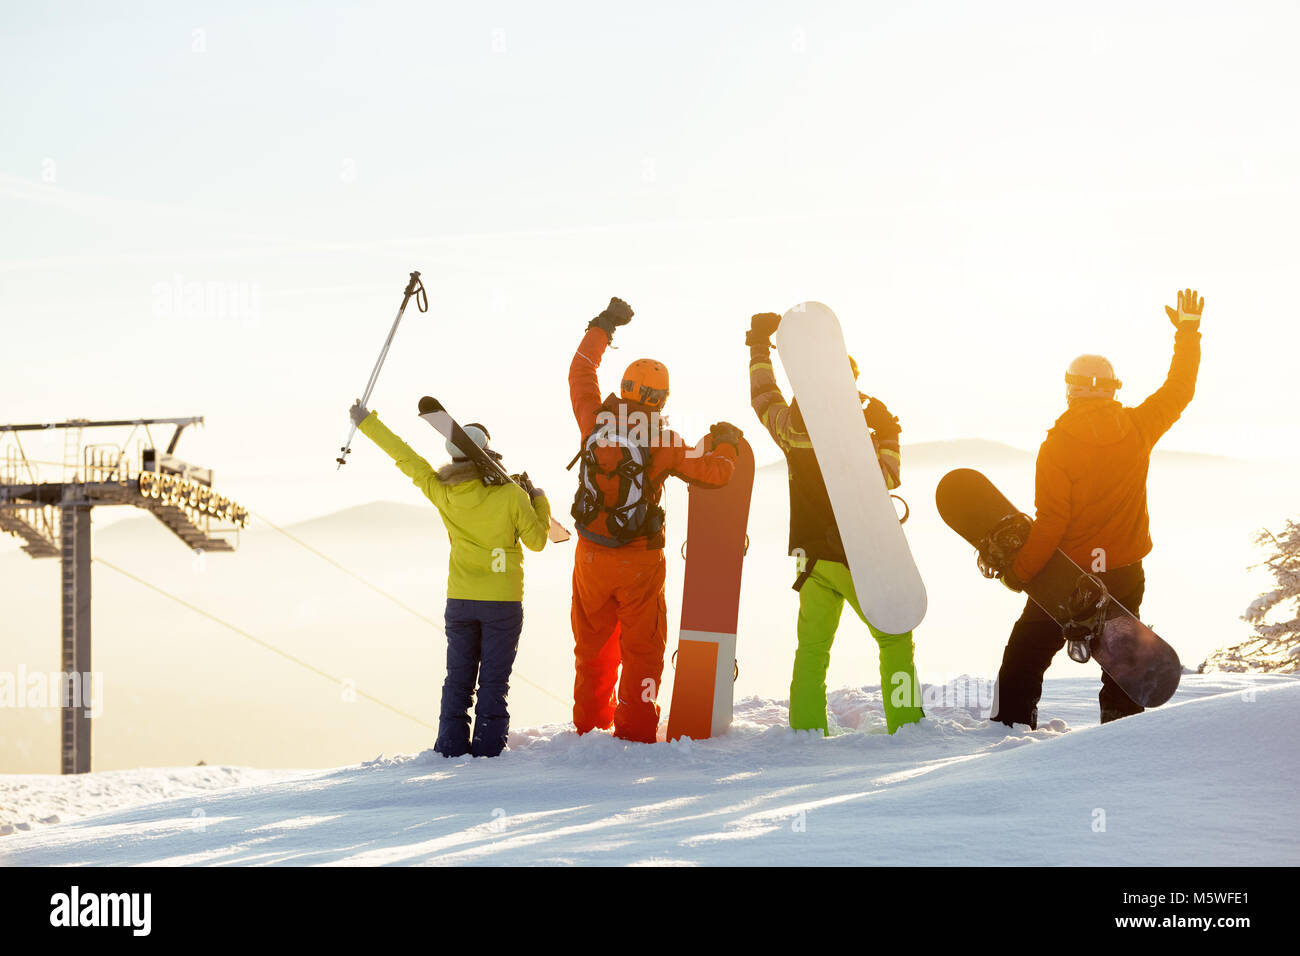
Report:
569,296,741,742
991,288,1204,727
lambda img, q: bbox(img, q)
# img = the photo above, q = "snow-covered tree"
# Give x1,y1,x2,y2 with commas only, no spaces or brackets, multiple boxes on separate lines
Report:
1201,519,1300,673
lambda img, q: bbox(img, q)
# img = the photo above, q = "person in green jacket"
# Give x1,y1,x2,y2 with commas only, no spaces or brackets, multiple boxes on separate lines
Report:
349,401,551,757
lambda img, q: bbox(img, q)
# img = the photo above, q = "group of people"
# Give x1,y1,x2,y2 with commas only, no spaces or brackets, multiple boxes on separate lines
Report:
347,289,1204,756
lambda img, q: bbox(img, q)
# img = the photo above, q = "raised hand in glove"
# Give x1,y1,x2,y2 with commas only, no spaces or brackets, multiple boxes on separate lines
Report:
1164,288,1204,329
863,396,901,440
746,312,782,347
588,297,634,341
708,421,744,453
349,400,370,426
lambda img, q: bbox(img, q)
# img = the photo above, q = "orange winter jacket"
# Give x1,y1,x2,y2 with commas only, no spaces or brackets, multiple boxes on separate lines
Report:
1012,326,1202,583
569,327,736,550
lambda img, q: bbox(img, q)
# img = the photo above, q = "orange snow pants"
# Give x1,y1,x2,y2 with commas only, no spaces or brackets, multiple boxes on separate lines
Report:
571,535,668,743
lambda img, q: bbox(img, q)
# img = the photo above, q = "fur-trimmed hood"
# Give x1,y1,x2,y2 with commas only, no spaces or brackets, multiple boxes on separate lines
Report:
436,460,484,485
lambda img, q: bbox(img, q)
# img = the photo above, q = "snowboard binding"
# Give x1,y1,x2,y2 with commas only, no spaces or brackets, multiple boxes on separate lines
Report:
1063,574,1110,664
975,512,1032,579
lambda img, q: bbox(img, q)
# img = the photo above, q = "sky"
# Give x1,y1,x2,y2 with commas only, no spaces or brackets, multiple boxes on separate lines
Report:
3,0,1298,530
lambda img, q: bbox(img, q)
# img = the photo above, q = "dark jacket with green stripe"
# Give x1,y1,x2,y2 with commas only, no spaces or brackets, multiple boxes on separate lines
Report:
749,341,901,571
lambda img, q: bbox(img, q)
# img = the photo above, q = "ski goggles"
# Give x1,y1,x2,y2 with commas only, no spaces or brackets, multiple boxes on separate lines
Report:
637,385,669,407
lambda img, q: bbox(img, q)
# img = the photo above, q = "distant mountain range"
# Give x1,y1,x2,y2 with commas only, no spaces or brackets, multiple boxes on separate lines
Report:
81,498,445,549
0,439,1251,554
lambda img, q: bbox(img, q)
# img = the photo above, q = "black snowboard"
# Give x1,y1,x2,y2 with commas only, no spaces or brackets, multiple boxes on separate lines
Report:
935,468,1181,708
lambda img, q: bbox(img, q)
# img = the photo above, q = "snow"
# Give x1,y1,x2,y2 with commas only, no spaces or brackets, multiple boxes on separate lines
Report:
0,766,293,837
2,675,1296,866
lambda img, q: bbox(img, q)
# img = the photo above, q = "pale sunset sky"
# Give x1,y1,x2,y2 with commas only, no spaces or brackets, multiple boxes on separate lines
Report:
3,1,1296,524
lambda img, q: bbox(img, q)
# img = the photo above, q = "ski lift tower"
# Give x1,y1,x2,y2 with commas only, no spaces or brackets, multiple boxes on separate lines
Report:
0,417,249,774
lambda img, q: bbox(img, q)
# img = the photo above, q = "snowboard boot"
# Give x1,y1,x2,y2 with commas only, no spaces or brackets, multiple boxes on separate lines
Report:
1099,673,1144,724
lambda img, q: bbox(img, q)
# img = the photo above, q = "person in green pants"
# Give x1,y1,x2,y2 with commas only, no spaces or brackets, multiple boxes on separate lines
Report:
746,312,924,734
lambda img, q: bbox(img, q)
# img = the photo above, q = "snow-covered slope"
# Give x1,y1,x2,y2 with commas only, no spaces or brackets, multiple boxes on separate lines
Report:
2,676,1295,866
0,766,294,837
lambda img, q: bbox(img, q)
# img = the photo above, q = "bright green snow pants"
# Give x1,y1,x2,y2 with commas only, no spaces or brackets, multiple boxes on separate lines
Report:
791,559,924,735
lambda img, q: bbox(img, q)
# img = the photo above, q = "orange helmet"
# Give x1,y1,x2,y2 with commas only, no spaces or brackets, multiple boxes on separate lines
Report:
621,358,670,409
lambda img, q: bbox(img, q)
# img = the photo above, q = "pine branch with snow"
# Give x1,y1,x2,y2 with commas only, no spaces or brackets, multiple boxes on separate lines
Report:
1201,519,1300,673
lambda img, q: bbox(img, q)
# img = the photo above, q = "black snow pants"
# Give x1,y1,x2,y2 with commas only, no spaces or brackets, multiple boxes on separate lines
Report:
990,562,1146,729
436,598,524,758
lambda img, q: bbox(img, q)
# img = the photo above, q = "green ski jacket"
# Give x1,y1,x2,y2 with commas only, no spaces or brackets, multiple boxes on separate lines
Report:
358,411,551,602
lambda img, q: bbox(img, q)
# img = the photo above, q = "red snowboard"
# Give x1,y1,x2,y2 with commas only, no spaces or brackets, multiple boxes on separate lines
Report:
666,436,755,741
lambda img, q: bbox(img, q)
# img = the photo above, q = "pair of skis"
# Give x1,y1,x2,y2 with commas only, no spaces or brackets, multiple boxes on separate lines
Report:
417,397,570,544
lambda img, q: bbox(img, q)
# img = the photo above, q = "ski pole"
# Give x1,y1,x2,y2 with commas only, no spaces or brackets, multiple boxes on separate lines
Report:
336,270,429,468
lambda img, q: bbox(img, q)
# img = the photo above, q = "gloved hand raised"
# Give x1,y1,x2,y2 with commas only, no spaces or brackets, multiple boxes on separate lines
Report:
349,400,370,426
864,396,901,440
708,421,744,453
588,297,634,341
746,312,782,347
1164,288,1204,329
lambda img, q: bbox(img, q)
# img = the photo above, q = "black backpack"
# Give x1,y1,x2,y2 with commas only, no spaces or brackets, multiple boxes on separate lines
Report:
569,422,664,547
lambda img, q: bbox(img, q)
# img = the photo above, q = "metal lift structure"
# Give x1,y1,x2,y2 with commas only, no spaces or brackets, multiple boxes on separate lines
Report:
0,417,248,774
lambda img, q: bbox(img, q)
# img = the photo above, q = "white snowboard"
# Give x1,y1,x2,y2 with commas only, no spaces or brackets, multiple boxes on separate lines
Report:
774,301,927,634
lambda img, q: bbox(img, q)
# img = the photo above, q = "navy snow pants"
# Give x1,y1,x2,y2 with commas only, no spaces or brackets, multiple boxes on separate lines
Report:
436,599,524,758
